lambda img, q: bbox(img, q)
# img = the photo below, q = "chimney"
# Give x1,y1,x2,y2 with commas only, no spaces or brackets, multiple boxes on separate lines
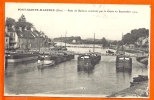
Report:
5,26,8,33
19,27,22,32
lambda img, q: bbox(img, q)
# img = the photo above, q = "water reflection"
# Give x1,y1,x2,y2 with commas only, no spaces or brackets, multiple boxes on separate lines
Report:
116,67,132,73
116,67,132,88
5,47,148,95
5,61,37,77
77,68,94,76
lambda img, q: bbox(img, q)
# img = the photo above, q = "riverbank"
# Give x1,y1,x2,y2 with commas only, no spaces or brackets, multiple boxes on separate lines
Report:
107,80,149,97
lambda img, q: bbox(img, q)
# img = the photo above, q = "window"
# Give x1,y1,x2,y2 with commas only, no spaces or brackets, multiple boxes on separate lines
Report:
6,39,7,42
10,32,15,37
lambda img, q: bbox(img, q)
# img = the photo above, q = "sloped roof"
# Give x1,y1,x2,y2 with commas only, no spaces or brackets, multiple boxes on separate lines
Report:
143,37,149,41
32,31,39,37
16,29,35,39
33,30,43,38
16,29,23,38
5,32,9,37
22,30,35,39
138,37,145,41
8,27,15,32
32,30,43,38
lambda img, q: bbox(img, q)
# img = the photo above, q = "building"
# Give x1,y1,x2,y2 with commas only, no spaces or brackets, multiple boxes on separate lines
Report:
31,28,40,49
5,26,19,49
128,44,135,48
31,28,47,50
5,14,50,51
72,39,76,43
16,27,35,50
135,36,149,48
136,37,145,46
142,37,149,46
5,32,9,50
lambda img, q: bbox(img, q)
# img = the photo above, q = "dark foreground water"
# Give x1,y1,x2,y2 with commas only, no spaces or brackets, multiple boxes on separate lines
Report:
4,48,148,97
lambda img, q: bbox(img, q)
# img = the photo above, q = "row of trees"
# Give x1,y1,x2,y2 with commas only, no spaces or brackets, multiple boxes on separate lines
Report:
6,14,33,30
53,27,149,48
122,28,149,44
53,36,124,47
82,28,149,47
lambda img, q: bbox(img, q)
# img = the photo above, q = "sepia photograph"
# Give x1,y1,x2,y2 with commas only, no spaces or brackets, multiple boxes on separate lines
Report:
4,3,150,98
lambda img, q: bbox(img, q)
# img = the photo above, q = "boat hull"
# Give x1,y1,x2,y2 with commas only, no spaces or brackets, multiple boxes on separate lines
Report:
77,53,101,71
116,55,132,69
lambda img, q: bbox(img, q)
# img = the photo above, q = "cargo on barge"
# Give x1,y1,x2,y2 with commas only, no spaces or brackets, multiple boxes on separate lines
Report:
37,50,75,68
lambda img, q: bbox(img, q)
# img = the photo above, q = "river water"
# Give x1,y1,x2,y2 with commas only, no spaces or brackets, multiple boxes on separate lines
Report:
4,43,148,97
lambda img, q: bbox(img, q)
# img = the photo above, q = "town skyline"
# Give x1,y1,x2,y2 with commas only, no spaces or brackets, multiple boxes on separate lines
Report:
5,3,150,40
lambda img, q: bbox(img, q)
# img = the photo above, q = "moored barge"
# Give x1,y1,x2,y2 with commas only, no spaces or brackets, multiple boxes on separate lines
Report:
77,52,101,71
116,55,132,71
37,50,75,68
5,53,38,64
38,54,55,69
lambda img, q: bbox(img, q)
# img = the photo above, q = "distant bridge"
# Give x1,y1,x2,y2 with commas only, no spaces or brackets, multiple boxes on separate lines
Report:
66,46,102,48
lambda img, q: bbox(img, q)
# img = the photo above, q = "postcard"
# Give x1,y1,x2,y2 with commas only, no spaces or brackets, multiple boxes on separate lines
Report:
4,2,150,98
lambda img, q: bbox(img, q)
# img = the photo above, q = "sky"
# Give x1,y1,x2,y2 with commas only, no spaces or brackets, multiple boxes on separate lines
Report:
5,3,151,40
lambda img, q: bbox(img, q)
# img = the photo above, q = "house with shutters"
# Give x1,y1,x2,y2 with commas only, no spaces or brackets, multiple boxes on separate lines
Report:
16,27,35,50
30,27,44,49
5,14,50,51
5,25,19,49
16,26,48,51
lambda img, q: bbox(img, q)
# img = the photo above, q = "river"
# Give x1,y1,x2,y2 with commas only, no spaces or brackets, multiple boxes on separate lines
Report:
4,43,148,97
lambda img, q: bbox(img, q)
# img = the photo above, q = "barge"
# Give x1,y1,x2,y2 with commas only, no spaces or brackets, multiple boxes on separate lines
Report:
37,51,75,68
5,53,38,64
77,52,101,71
116,55,132,71
116,33,132,71
38,54,55,69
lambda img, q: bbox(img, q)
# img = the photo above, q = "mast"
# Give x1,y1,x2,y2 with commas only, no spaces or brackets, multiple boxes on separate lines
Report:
122,32,125,55
65,30,67,47
122,32,123,52
93,33,95,52
39,28,41,52
61,35,62,47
